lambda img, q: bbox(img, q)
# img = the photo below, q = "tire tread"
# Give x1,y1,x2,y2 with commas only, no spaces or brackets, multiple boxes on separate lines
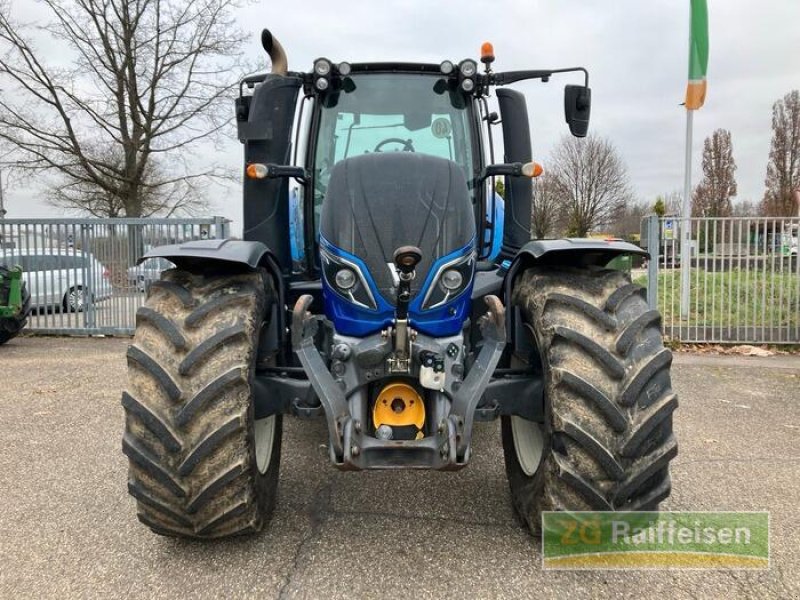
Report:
122,269,280,538
504,267,677,533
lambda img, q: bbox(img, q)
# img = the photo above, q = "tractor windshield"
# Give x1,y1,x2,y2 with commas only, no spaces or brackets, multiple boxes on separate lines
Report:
312,73,476,222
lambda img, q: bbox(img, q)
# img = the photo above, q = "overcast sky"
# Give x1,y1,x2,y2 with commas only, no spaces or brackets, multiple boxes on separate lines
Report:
3,0,799,231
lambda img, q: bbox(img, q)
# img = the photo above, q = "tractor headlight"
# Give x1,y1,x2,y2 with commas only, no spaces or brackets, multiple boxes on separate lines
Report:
422,252,474,310
320,247,377,310
334,268,356,290
440,269,463,291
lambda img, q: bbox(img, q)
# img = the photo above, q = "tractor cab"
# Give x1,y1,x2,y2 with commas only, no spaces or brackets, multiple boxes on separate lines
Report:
310,69,479,217
305,66,509,267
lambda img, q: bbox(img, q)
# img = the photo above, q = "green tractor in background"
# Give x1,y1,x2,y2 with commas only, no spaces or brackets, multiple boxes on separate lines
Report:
0,264,30,345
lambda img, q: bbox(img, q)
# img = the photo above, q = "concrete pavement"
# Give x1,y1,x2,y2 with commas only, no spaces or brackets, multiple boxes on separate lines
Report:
0,337,798,599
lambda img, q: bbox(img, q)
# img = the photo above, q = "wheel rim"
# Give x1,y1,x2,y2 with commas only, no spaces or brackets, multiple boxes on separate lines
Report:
510,416,545,477
254,415,276,474
69,289,84,311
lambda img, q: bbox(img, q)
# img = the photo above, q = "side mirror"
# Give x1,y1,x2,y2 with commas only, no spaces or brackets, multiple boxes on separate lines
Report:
564,85,591,138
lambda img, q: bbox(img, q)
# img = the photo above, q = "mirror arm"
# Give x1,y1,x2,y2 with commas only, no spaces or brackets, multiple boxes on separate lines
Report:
479,162,524,182
486,67,589,88
266,164,307,183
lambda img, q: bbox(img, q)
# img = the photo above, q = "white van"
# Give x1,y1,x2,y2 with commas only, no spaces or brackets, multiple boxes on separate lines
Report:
0,250,112,311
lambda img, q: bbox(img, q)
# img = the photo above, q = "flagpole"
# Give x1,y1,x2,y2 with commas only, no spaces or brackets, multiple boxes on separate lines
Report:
680,108,693,319
681,0,708,320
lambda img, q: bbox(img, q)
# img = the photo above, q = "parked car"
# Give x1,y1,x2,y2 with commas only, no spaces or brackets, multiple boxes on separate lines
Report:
127,257,174,292
0,249,112,311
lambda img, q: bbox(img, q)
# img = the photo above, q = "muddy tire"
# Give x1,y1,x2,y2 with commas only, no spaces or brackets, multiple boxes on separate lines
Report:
0,266,31,345
503,267,677,534
122,268,282,538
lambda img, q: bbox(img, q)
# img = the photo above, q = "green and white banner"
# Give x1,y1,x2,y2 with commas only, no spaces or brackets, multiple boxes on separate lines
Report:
542,512,769,569
685,0,709,109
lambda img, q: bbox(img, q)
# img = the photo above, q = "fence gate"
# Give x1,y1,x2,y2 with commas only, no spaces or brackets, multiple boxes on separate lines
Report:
0,217,229,335
642,215,800,344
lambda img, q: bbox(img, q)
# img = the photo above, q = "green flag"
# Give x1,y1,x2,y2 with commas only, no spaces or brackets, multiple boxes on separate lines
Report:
685,0,709,110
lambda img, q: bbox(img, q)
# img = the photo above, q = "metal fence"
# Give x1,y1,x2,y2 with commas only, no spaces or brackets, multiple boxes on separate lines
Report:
3,214,797,343
0,217,229,335
642,215,800,344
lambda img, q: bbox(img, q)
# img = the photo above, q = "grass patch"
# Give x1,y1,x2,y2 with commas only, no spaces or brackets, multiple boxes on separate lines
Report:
636,269,800,328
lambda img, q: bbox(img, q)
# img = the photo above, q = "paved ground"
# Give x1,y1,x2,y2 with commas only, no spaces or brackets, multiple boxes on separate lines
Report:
1,337,798,599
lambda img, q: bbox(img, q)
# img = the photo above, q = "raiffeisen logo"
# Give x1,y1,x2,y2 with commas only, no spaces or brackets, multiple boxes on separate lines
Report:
611,518,754,546
542,512,769,570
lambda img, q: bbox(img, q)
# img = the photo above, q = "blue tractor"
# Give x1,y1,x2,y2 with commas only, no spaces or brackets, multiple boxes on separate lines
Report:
122,31,677,538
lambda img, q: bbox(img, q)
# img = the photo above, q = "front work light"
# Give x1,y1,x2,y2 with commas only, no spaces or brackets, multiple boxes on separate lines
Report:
459,59,477,77
313,58,332,76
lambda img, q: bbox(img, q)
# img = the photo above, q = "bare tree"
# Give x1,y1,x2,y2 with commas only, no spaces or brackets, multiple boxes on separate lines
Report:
612,198,648,239
731,199,758,217
48,152,210,217
691,129,737,217
531,172,563,238
550,134,632,237
761,90,800,216
0,0,246,217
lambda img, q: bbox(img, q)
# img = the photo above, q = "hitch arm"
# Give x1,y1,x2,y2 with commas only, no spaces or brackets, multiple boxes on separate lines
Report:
291,295,350,460
449,295,506,461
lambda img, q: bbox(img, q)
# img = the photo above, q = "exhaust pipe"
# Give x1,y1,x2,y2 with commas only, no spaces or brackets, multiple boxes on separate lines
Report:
261,29,288,76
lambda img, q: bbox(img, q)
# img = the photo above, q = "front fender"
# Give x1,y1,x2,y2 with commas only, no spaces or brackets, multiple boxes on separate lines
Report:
510,238,647,269
142,239,287,361
503,238,646,298
502,238,647,358
140,239,275,270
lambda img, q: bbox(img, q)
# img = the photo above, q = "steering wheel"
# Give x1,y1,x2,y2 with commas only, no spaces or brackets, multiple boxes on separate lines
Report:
374,138,415,153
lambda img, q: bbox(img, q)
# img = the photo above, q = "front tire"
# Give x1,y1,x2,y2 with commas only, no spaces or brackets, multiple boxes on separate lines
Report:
503,267,677,534
122,268,282,538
